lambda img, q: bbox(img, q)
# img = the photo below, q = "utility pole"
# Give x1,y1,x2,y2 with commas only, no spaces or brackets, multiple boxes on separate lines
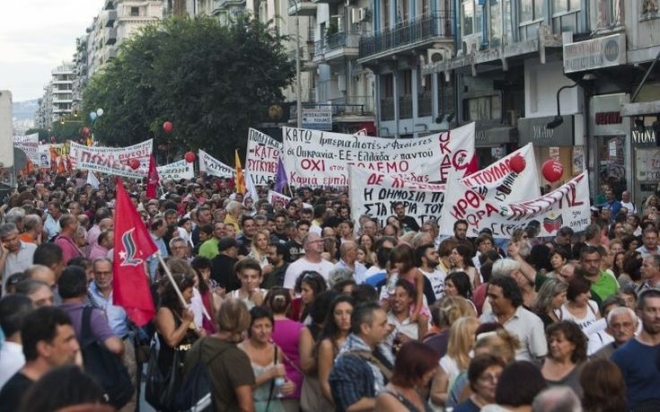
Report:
296,13,302,128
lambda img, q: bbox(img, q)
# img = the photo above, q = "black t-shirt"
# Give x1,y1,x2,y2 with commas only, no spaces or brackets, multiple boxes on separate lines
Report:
285,240,304,263
398,216,420,233
211,254,240,292
0,372,34,412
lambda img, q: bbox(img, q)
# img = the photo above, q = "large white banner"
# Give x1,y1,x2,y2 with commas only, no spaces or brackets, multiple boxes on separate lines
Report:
157,159,194,180
281,123,475,187
199,149,234,178
438,144,541,237
349,165,446,230
71,140,153,178
13,133,39,164
440,171,590,238
246,128,281,186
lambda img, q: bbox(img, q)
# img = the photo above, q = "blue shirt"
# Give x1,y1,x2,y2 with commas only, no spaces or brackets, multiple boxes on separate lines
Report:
611,338,660,410
87,282,130,338
365,271,387,288
147,234,168,280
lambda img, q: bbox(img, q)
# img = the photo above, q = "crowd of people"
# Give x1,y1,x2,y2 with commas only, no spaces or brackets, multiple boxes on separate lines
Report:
0,171,659,412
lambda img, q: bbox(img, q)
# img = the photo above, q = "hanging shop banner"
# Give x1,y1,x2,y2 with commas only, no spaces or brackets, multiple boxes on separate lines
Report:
348,165,446,231
157,159,194,180
439,171,590,238
71,139,153,178
198,149,234,178
13,133,39,164
281,122,476,187
245,128,282,186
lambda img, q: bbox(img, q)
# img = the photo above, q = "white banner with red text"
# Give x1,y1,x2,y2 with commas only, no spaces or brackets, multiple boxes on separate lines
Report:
439,172,590,238
70,139,153,178
246,128,282,186
281,123,475,187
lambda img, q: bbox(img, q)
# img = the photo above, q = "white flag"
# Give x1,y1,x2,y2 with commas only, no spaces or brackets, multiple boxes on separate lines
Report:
245,169,259,203
86,171,100,189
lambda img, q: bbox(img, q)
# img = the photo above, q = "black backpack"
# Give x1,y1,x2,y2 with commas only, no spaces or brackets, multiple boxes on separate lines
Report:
80,306,135,409
173,338,228,411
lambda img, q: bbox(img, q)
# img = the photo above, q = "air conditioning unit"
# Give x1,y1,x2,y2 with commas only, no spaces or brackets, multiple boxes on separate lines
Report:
462,33,483,55
427,47,452,63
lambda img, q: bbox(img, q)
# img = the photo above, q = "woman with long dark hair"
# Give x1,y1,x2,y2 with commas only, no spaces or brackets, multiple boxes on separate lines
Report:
316,295,354,406
294,271,328,323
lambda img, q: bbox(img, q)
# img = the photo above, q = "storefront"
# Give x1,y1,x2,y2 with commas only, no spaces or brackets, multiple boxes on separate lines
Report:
590,94,632,203
474,120,518,168
518,115,579,187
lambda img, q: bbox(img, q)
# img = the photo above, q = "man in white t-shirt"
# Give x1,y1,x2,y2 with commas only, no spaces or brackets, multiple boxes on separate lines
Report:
283,232,335,290
416,243,446,300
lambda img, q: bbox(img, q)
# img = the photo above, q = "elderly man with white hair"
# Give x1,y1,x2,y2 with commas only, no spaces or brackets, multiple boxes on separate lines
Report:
591,306,638,360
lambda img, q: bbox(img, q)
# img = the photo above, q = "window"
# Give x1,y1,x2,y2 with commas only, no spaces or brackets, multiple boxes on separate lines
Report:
130,7,140,16
520,0,544,21
383,0,391,30
552,0,579,13
396,0,409,23
464,95,501,121
382,74,394,98
463,0,474,35
462,0,482,37
402,70,413,96
490,0,502,46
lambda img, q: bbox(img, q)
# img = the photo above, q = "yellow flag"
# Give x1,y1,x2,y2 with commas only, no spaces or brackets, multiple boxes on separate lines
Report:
235,150,246,194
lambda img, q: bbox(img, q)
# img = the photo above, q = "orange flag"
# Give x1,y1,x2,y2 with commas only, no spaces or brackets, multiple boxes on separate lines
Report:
234,150,246,194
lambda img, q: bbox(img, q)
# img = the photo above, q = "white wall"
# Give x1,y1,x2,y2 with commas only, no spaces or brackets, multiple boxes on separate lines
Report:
524,59,579,118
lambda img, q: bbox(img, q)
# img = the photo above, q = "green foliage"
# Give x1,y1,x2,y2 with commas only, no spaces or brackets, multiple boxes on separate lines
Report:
83,16,295,163
25,128,49,142
51,113,86,143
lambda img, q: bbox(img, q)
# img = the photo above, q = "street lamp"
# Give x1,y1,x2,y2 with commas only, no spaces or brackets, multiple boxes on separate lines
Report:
546,83,579,129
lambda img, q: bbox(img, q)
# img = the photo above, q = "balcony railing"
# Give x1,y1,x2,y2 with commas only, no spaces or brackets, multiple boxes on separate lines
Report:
288,0,317,16
381,98,395,121
314,32,360,61
399,95,413,119
418,91,433,117
359,12,452,59
328,96,373,115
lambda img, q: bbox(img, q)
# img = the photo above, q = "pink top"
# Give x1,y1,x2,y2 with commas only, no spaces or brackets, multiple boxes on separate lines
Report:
272,318,304,399
55,235,84,264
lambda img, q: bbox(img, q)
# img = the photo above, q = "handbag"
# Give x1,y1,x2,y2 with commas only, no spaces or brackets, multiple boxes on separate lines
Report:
145,335,183,410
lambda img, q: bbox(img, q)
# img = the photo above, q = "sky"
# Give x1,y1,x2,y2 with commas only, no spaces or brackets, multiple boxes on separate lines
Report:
0,0,104,102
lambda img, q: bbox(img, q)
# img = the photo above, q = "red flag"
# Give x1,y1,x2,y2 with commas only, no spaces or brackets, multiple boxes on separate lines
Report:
466,154,479,175
112,177,158,326
146,155,159,199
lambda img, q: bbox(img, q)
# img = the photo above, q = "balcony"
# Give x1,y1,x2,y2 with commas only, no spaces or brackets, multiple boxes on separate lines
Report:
106,10,117,27
212,0,246,15
105,28,117,45
288,0,317,16
313,32,360,64
328,96,374,116
359,12,453,63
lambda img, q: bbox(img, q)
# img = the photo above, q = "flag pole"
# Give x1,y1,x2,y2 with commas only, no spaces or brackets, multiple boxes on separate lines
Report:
155,253,212,322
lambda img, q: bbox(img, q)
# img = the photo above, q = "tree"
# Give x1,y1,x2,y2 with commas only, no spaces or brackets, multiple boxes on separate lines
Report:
83,16,295,163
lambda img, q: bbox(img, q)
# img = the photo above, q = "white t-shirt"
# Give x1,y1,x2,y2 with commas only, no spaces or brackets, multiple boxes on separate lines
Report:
0,341,25,391
283,257,335,289
555,300,600,331
419,267,446,300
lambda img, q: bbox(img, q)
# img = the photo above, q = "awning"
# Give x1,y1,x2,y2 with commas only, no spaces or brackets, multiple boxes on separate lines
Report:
621,100,660,117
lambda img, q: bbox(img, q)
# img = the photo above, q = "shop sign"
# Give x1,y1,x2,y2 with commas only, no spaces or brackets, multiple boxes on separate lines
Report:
591,94,629,136
518,116,574,147
563,33,626,73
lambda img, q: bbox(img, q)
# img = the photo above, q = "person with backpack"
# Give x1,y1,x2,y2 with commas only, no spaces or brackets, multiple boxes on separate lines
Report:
181,299,256,411
57,265,133,409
